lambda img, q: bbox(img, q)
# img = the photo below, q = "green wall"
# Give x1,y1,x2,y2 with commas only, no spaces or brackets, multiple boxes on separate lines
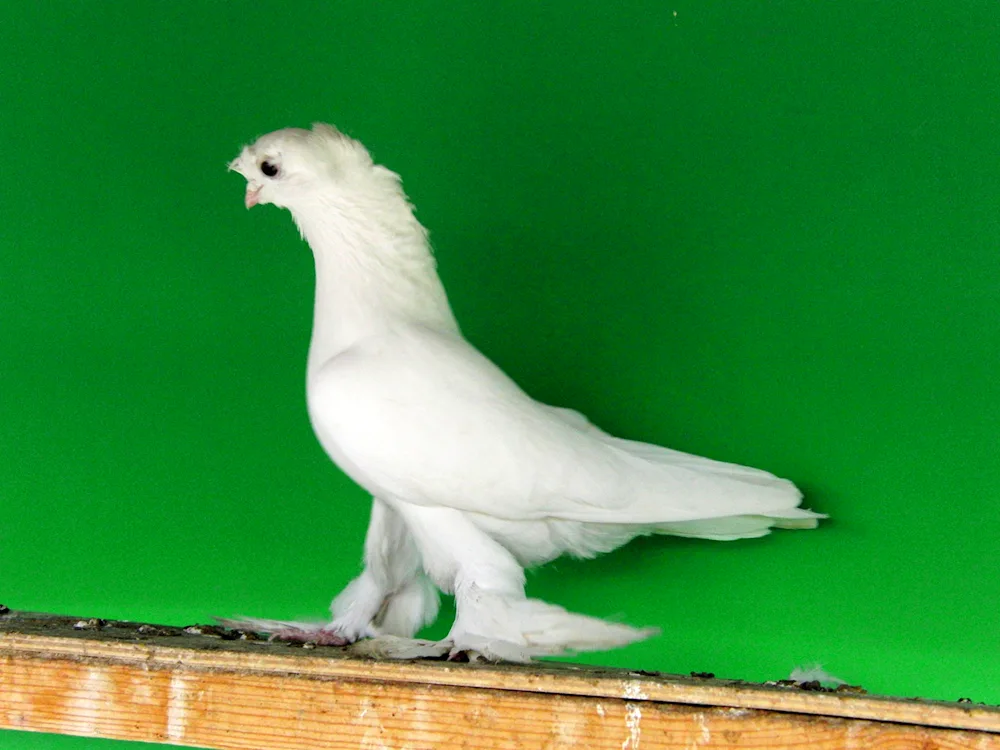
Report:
3,3,999,746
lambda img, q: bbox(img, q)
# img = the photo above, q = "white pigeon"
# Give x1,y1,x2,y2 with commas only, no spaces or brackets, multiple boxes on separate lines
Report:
225,123,824,661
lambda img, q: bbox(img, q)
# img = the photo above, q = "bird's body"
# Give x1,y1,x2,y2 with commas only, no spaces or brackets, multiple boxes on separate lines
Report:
227,124,823,660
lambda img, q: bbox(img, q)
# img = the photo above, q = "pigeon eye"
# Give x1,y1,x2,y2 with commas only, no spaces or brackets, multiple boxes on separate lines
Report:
260,160,279,177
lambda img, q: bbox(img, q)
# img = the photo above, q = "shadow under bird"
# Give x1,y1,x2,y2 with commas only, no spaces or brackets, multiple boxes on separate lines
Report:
224,123,824,661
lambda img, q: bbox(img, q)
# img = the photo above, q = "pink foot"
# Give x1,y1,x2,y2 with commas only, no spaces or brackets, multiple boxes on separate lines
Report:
270,626,350,647
215,618,352,647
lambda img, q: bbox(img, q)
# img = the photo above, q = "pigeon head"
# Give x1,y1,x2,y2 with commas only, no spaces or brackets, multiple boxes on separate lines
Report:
228,123,375,210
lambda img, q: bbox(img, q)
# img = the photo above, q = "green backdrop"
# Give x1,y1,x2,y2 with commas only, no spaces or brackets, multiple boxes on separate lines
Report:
3,3,999,747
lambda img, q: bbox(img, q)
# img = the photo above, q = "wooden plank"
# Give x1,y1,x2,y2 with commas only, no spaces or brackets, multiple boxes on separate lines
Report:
1,612,998,749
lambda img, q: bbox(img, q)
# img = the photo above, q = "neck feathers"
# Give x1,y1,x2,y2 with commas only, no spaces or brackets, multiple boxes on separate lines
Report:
291,171,459,370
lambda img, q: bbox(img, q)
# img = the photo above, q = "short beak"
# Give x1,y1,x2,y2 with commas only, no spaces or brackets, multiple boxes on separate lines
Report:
245,185,262,209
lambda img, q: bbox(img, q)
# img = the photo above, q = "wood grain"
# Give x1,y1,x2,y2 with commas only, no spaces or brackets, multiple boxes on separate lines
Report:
1,613,998,749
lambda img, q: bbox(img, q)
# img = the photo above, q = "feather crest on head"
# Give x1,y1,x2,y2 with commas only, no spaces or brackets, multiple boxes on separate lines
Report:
226,122,405,212
305,123,374,176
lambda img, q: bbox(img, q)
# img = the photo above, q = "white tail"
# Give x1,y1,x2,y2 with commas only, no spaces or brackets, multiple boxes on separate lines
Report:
657,508,822,541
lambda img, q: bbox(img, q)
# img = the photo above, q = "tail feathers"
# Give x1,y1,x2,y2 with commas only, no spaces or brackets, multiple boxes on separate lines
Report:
657,508,825,541
767,507,825,530
546,403,828,527
619,434,826,538
655,516,774,541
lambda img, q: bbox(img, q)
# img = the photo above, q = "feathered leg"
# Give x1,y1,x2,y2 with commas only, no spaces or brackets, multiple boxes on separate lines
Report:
391,502,656,662
330,497,439,638
219,497,439,646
